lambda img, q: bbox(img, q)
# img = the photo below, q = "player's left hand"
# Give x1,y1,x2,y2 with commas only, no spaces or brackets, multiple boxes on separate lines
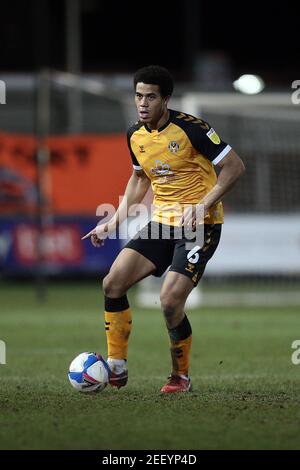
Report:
179,203,208,229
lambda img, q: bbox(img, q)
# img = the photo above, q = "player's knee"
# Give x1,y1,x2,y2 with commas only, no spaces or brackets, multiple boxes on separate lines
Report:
102,275,112,296
102,274,127,298
160,291,180,320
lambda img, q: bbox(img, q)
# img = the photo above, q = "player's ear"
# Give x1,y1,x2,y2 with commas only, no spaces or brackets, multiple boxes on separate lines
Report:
164,95,171,106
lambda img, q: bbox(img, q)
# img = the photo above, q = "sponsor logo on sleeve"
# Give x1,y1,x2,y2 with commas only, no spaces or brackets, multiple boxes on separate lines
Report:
206,128,221,145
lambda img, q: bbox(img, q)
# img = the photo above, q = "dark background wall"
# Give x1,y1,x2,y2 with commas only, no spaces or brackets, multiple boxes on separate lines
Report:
0,0,298,85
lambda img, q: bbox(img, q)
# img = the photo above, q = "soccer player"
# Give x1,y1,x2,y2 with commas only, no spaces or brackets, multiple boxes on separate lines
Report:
82,65,245,393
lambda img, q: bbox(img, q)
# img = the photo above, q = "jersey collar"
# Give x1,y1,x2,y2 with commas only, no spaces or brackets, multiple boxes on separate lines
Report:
144,110,173,133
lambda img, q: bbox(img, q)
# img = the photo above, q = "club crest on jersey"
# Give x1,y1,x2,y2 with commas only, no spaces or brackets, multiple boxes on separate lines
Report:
150,160,174,176
139,145,145,153
206,128,221,145
168,141,179,153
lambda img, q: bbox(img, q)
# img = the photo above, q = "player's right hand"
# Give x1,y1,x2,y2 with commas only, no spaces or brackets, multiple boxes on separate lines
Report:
81,223,109,248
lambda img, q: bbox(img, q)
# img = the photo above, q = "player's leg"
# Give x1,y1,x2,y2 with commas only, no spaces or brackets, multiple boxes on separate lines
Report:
103,247,156,387
160,272,194,393
103,247,156,298
160,224,222,393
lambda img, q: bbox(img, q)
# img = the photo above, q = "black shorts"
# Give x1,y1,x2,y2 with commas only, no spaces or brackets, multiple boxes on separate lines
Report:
124,222,222,286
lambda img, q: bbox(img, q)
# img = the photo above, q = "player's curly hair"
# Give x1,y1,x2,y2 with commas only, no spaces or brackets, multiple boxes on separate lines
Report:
133,65,174,98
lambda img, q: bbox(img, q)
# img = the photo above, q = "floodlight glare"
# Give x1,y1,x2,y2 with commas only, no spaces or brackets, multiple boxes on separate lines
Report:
233,74,265,94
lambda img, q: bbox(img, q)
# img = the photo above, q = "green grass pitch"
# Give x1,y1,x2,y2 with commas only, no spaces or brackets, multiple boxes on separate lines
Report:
0,281,300,450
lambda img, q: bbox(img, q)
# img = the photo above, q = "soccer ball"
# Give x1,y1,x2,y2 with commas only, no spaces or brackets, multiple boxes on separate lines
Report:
68,352,110,393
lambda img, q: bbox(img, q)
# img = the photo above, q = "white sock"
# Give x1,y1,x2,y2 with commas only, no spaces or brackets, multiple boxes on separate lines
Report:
179,374,189,381
107,358,126,374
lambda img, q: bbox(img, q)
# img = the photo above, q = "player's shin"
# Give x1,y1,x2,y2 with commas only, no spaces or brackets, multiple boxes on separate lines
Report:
167,314,192,378
104,295,132,372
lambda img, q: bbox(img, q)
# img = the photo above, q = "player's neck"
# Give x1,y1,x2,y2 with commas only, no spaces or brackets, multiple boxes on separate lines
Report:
148,109,170,130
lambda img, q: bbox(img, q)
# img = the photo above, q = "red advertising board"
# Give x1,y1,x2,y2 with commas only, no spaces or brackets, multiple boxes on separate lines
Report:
0,132,131,215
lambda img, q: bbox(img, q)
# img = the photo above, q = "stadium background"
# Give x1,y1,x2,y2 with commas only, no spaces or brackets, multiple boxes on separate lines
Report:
0,0,300,451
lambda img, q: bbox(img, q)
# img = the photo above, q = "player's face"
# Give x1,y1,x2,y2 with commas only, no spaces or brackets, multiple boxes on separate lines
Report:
135,83,169,127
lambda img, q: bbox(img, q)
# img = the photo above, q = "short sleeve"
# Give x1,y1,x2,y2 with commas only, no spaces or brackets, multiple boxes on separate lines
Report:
185,119,232,165
127,128,142,170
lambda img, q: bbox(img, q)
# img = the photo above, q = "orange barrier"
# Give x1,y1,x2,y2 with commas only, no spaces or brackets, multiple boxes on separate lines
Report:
0,132,131,214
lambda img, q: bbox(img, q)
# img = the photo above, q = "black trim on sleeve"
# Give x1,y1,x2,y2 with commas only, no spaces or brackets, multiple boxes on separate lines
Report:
171,110,229,163
127,122,143,168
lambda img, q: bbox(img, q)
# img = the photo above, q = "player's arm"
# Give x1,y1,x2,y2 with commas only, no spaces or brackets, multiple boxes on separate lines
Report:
179,119,245,226
181,149,244,227
201,148,245,212
108,125,151,230
82,169,150,245
105,169,151,231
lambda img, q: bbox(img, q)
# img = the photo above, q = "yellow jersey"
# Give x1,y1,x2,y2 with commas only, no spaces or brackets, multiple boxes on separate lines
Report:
127,109,231,225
